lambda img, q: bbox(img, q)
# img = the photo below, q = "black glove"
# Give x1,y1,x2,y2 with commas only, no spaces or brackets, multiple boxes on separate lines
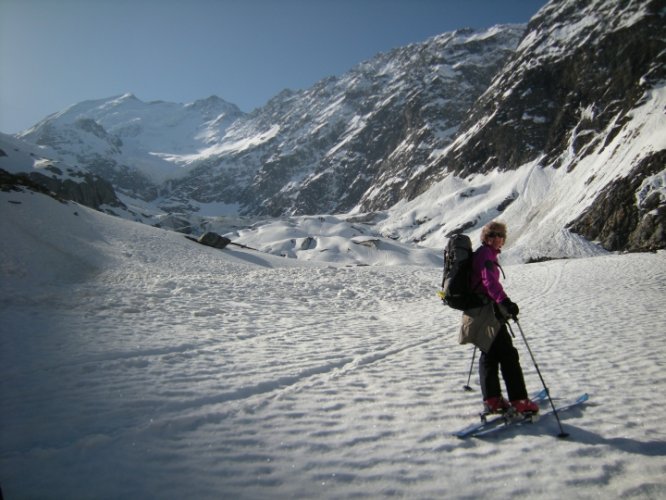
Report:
501,298,519,317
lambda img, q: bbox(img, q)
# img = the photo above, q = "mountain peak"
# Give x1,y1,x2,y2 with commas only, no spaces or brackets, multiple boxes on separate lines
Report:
116,92,139,101
185,95,243,115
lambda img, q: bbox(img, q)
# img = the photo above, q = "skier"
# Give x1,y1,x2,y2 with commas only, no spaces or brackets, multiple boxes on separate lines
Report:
460,221,539,415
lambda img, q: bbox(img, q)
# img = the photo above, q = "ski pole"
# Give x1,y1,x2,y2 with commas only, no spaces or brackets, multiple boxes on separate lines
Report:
507,319,569,439
463,347,476,391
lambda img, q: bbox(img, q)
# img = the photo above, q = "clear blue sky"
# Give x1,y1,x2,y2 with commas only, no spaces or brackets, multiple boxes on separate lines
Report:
0,0,546,133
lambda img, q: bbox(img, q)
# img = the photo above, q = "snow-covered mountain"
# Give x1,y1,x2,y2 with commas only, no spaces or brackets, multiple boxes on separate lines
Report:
16,25,523,218
17,94,244,200
6,0,665,262
404,0,666,255
0,132,123,211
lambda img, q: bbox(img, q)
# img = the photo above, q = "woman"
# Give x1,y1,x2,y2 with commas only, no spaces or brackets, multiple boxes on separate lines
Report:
462,221,538,415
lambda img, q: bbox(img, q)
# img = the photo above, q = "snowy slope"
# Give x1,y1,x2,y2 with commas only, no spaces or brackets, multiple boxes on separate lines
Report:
1,189,665,499
17,94,244,191
377,81,666,264
403,0,665,257
0,132,126,212
0,132,91,181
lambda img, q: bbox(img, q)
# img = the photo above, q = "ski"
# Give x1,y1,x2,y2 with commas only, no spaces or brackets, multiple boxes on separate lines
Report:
474,393,589,438
452,389,548,439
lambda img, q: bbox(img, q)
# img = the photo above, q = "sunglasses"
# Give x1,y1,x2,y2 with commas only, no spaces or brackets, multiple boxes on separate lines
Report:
487,232,506,238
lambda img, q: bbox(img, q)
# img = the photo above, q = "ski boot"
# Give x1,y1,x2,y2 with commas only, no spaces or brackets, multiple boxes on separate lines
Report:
511,398,540,422
480,396,511,422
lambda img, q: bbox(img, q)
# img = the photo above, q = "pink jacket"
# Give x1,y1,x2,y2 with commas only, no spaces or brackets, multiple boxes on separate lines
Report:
470,243,507,304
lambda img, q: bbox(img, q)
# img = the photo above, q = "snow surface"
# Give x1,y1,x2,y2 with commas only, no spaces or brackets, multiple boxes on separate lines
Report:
2,190,666,499
0,133,85,183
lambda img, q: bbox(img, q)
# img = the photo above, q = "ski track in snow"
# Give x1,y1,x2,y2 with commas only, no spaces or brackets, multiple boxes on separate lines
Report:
1,194,666,499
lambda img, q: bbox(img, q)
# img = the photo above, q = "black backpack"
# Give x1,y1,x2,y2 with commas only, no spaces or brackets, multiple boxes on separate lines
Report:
439,233,486,310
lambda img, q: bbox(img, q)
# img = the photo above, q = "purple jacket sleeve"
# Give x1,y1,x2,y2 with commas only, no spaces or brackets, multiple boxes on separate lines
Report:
474,245,507,304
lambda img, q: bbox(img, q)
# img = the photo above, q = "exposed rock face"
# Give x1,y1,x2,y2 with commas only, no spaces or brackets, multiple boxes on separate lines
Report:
404,0,665,252
28,170,121,210
421,0,664,177
567,150,666,252
1,167,122,210
197,232,232,249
